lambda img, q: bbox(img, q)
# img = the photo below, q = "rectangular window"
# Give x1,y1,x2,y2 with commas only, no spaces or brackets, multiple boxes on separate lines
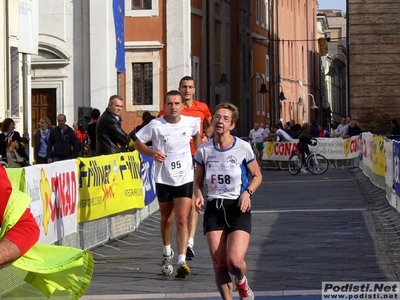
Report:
125,0,158,17
256,0,260,25
132,63,153,105
131,0,152,9
261,0,265,28
265,0,270,30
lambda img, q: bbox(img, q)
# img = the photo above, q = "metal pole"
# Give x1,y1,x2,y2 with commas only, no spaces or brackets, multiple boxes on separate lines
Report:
5,0,11,115
22,53,30,139
117,72,121,95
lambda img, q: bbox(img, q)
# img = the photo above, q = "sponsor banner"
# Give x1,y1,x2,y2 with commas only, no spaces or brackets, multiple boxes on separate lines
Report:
77,151,145,222
139,153,157,206
18,0,39,54
363,133,373,170
322,281,400,300
385,138,394,191
25,161,79,244
372,136,385,177
262,137,360,161
393,141,400,196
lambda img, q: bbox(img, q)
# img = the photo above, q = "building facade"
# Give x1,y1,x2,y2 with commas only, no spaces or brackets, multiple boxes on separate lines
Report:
1,0,330,151
348,0,400,134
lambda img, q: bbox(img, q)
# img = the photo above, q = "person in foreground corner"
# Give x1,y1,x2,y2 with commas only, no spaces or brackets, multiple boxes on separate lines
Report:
0,165,94,298
193,102,262,300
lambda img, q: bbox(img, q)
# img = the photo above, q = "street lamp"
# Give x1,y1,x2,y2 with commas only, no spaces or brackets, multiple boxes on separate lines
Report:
291,89,304,106
251,73,268,126
252,73,268,94
278,85,286,100
290,89,304,122
309,93,318,109
210,62,229,85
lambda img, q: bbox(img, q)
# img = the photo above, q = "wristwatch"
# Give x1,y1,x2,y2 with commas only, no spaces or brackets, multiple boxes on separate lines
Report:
246,188,254,196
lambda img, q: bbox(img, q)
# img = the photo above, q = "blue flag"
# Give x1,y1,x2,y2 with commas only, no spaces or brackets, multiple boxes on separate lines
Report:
113,0,125,73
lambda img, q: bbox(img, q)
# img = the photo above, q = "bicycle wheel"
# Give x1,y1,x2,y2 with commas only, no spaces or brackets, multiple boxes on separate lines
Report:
307,154,328,175
288,154,301,175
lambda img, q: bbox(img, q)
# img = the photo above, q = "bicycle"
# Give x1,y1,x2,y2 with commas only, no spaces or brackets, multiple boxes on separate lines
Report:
288,138,329,175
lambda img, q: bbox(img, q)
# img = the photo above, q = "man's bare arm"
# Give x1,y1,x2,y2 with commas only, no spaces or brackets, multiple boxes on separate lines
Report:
204,117,213,139
0,238,21,269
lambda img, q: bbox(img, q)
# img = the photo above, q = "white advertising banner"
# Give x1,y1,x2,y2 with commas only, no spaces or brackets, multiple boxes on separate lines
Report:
262,136,361,161
25,160,79,244
18,0,38,54
362,132,373,170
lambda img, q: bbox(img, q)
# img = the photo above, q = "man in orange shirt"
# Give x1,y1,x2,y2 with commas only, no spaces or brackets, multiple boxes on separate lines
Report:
159,76,213,259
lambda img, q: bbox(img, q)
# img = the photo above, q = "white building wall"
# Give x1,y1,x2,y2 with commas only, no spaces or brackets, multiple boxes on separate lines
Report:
166,1,191,90
0,1,6,122
36,0,74,122
89,1,118,112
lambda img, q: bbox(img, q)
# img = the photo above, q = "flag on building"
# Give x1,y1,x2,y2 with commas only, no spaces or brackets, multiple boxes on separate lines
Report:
18,0,39,54
113,0,126,73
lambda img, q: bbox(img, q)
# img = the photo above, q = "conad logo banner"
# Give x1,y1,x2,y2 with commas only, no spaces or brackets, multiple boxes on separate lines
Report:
262,137,360,161
24,161,79,244
77,151,145,222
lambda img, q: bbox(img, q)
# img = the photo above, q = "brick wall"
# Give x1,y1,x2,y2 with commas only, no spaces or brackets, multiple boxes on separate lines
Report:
348,0,400,134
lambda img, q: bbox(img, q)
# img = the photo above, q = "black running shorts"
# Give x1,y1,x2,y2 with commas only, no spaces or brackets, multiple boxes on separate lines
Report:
156,182,193,202
203,198,251,235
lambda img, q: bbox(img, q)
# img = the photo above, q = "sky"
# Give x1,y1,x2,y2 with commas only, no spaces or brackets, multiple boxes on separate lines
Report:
318,0,347,12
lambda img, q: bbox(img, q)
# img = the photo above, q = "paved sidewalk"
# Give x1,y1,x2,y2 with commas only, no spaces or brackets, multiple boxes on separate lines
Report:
80,167,399,300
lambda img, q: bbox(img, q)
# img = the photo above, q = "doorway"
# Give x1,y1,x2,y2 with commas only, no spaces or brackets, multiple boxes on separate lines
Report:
31,88,57,136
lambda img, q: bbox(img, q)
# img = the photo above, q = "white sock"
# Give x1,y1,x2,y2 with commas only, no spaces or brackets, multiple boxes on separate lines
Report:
236,275,247,285
187,237,194,248
177,254,186,264
163,245,171,256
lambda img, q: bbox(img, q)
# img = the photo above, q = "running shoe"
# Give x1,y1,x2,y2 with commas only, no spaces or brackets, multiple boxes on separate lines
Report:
186,245,195,260
161,249,174,276
175,261,190,278
236,279,254,300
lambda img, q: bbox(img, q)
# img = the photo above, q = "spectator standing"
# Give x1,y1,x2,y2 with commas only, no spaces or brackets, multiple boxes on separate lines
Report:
264,123,271,136
284,122,297,139
333,117,349,138
193,102,262,300
131,111,151,135
310,121,319,137
135,90,201,279
86,108,100,156
268,124,293,142
158,76,213,260
47,114,79,163
0,118,27,167
318,124,331,138
96,95,131,155
33,117,53,164
346,120,362,138
390,119,400,137
248,122,267,164
73,121,88,157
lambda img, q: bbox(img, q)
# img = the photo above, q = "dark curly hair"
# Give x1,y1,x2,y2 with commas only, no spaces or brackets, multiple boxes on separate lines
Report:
1,118,15,132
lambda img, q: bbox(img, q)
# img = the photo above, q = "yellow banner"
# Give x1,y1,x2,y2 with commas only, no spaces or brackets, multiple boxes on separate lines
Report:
372,135,385,176
77,152,145,222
